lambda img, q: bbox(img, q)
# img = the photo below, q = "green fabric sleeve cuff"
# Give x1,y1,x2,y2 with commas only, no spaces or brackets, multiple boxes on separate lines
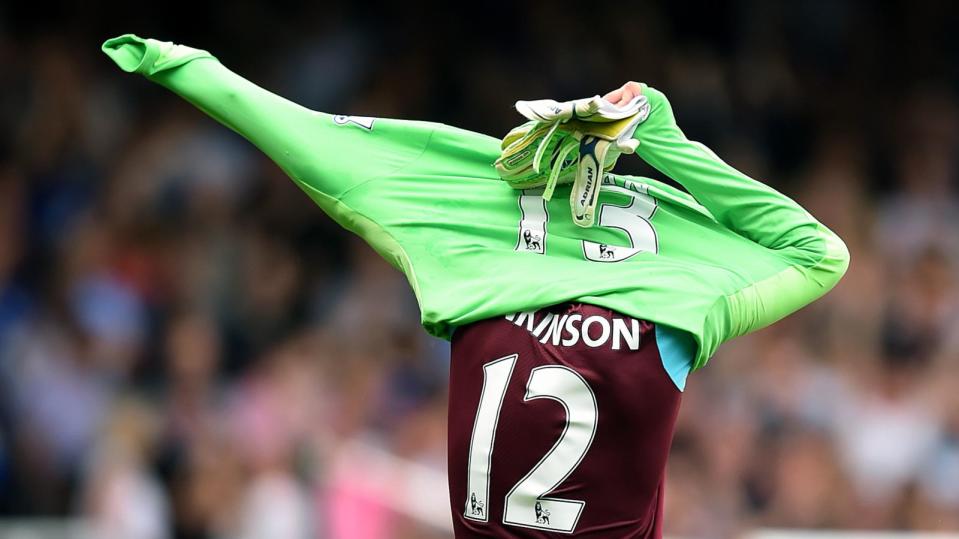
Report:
102,34,214,77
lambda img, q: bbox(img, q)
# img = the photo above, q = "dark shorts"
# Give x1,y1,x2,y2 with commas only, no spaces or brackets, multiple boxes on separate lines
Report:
448,303,683,538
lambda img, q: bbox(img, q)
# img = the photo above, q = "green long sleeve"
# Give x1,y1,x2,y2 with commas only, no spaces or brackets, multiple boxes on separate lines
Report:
633,85,850,338
101,34,434,210
102,35,334,194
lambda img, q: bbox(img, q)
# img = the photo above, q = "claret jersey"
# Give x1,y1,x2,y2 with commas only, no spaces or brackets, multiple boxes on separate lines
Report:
101,35,849,375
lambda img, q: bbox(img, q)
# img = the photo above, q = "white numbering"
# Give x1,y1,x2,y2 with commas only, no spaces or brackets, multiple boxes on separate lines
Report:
582,185,658,262
465,355,598,533
464,355,516,523
515,182,659,261
516,189,548,254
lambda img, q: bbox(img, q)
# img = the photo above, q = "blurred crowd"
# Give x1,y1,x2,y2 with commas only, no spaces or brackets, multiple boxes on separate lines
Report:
1,1,958,538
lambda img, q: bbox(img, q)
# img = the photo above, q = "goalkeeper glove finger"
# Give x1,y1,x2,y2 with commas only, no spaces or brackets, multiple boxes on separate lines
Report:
514,94,648,123
494,95,650,227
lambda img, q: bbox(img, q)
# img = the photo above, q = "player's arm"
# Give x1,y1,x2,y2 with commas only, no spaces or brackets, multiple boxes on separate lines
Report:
614,82,849,338
101,35,433,204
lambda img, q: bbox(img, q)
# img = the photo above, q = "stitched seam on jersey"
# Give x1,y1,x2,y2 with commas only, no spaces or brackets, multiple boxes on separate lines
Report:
694,295,726,371
724,227,835,301
327,125,437,325
695,230,842,371
335,125,438,201
721,228,846,339
297,183,426,321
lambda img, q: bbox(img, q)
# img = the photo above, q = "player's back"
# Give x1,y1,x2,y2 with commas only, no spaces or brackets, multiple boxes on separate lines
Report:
448,302,688,538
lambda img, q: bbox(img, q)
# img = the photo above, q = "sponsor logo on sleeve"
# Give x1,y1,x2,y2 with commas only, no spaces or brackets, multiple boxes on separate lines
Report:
332,115,375,130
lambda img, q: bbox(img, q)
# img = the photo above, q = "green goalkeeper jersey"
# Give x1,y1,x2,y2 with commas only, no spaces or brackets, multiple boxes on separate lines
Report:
101,35,849,376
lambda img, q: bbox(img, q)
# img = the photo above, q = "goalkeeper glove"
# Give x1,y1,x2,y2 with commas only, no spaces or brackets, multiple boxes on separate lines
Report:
495,94,650,227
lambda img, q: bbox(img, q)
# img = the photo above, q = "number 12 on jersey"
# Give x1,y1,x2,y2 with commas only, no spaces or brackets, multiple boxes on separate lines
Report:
464,354,598,533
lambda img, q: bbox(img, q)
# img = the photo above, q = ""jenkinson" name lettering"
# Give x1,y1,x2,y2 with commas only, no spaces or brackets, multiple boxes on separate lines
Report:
505,310,641,350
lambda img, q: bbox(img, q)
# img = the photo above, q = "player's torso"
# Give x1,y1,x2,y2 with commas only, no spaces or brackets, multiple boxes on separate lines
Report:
447,303,684,538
